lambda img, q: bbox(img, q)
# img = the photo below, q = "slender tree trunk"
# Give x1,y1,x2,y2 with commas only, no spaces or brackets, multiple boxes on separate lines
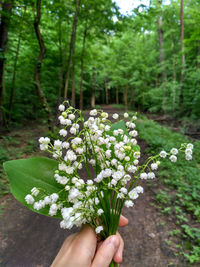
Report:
33,0,52,130
79,19,88,110
172,55,177,111
91,69,96,108
116,86,119,105
64,0,80,99
58,16,63,100
123,85,128,110
157,0,167,111
157,1,167,82
179,0,185,114
8,6,26,122
171,33,177,111
102,88,105,104
105,79,109,105
58,25,69,101
171,34,177,83
130,86,134,107
158,16,167,82
0,0,13,126
71,56,76,107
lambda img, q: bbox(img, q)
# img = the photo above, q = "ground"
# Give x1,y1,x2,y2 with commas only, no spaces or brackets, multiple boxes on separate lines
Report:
0,107,198,267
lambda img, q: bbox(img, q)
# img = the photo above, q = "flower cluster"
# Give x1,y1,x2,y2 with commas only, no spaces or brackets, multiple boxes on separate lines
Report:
25,102,194,237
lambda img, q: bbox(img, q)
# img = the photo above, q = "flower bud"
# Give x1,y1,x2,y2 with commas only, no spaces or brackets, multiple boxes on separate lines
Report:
62,111,67,118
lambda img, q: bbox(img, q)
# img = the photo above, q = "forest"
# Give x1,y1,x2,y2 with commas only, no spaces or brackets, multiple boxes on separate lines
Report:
0,0,200,266
0,0,200,129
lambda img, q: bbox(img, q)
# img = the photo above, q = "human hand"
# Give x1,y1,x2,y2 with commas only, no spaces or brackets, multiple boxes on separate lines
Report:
51,215,128,267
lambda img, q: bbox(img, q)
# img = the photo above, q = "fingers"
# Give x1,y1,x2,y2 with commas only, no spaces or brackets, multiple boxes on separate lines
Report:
92,235,120,267
51,225,97,267
118,214,129,227
113,232,124,263
51,233,77,267
73,225,97,262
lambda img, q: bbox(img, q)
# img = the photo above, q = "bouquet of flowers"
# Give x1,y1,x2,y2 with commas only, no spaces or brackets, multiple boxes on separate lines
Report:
3,101,194,267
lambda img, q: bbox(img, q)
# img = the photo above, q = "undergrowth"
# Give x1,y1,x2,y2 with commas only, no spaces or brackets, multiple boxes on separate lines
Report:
136,115,200,264
0,130,41,199
111,104,125,110
1,112,200,263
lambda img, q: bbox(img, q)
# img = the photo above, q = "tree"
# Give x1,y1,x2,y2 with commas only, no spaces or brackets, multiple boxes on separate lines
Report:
33,0,52,129
179,0,185,114
79,18,88,109
8,5,26,122
64,0,80,99
0,0,13,125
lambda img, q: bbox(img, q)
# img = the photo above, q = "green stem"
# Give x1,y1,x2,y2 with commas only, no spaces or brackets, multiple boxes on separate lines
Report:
109,260,118,267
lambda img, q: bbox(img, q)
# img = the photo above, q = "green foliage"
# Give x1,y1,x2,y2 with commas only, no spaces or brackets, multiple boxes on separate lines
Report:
3,157,62,218
0,146,10,165
1,0,200,126
111,104,125,110
0,145,10,197
0,173,10,197
137,116,200,263
156,190,171,205
181,225,200,263
24,140,38,154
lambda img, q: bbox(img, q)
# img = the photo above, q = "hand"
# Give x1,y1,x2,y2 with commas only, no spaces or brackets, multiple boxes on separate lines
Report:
51,215,128,267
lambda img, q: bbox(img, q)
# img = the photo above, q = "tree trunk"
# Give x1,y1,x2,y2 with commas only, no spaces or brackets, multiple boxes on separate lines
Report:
58,22,69,101
130,86,134,107
0,0,13,126
105,79,109,105
58,16,63,100
171,34,177,83
179,0,185,114
102,88,105,104
157,1,167,82
8,6,26,122
158,16,167,82
64,0,80,99
171,33,177,111
91,69,96,108
79,19,88,110
116,86,119,105
157,0,167,111
71,56,76,107
123,85,128,110
33,0,52,130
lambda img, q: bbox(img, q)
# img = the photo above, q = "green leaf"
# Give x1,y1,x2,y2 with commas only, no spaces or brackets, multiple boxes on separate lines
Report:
3,157,62,219
110,120,126,131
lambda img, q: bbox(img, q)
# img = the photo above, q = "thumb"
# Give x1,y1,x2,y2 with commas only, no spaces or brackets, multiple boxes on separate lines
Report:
92,235,120,267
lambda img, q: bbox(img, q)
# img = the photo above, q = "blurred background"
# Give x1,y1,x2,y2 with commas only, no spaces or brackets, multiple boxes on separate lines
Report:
1,0,200,127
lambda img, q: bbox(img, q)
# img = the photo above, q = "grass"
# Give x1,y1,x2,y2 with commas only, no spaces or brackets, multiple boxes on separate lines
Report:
0,125,45,199
136,115,200,263
111,104,125,110
0,112,200,263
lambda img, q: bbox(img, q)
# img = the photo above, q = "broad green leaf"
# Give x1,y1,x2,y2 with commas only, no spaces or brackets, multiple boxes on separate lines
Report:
3,157,62,219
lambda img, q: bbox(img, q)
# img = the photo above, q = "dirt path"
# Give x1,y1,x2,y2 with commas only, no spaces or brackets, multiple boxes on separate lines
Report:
0,179,192,267
0,107,197,267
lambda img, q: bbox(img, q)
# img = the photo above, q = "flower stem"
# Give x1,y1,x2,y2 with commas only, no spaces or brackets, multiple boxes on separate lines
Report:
109,260,118,267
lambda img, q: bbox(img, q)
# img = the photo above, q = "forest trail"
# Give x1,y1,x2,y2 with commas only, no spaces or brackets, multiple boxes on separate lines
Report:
0,107,198,267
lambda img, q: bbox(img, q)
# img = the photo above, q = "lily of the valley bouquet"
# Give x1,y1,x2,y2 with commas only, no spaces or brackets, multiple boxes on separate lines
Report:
4,102,194,266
